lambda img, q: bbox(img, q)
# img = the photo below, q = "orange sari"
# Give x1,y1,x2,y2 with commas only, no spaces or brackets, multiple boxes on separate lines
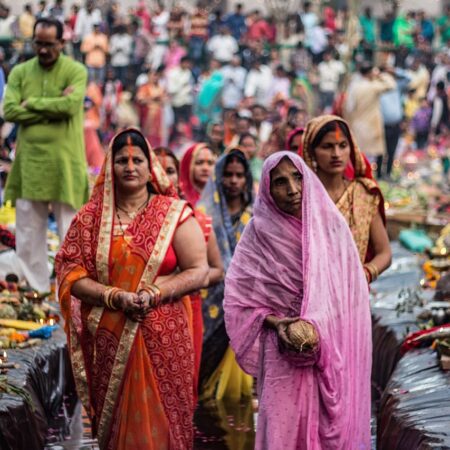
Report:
56,129,195,450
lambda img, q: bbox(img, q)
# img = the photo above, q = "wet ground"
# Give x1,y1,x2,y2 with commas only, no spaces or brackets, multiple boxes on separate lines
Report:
45,398,256,450
45,397,376,449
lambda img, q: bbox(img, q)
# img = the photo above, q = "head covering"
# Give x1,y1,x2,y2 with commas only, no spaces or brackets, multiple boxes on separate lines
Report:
302,115,386,262
179,143,210,207
197,149,253,271
285,127,304,154
197,150,254,385
224,151,371,448
58,127,177,312
302,114,373,179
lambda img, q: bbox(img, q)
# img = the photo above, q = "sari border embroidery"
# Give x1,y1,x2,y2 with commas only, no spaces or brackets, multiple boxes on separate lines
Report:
97,199,187,448
68,321,91,415
96,150,114,285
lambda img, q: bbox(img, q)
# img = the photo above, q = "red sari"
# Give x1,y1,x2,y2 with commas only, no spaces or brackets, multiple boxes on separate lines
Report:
179,143,209,207
56,129,195,450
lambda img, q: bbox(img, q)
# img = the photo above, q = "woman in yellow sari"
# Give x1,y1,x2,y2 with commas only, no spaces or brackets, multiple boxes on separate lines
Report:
302,115,391,282
55,129,208,450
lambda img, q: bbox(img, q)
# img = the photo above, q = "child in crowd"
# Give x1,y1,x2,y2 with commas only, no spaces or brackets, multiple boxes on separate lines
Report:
411,97,432,149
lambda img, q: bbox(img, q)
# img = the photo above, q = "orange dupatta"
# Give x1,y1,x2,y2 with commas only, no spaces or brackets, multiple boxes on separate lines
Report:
56,129,195,449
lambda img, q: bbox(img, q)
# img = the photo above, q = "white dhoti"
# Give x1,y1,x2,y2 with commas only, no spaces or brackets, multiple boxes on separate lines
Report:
15,199,76,292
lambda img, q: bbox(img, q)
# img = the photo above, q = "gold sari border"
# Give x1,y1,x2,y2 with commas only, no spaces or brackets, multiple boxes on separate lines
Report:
97,199,187,448
96,151,114,285
69,321,91,417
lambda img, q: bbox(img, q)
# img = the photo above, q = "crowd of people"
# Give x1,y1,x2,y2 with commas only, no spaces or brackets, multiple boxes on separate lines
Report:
0,1,449,449
0,0,449,178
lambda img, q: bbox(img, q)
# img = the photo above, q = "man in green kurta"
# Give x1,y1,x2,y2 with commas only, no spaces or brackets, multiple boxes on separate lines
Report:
3,17,88,292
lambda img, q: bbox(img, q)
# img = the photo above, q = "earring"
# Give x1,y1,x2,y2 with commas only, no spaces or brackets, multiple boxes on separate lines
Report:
312,159,318,172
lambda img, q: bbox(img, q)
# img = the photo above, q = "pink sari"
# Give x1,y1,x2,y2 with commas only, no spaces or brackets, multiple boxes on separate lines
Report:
224,152,371,449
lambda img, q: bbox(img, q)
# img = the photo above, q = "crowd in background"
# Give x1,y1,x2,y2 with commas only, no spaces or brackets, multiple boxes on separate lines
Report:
0,0,449,181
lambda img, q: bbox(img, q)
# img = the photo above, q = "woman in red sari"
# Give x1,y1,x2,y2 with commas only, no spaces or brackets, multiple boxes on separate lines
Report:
154,146,223,402
56,129,208,450
179,143,216,206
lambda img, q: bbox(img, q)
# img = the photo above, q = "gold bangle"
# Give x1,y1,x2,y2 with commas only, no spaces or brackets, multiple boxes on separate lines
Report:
364,263,379,282
102,286,120,310
141,285,162,306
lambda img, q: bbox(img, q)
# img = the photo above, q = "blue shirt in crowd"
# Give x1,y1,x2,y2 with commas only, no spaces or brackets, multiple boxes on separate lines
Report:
380,69,410,125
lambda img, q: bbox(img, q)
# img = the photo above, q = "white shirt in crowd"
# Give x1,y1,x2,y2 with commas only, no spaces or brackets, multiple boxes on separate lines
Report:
74,8,102,40
299,11,318,49
207,34,239,63
167,66,194,107
221,63,247,109
310,25,328,55
109,33,133,67
0,14,16,39
318,59,346,92
152,10,170,42
244,64,273,108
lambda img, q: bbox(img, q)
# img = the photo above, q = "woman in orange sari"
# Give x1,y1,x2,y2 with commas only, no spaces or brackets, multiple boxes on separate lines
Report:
55,129,208,450
136,71,167,147
302,115,391,282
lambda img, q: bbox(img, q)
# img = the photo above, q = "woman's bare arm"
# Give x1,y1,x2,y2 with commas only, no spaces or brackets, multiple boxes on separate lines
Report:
367,212,392,279
206,229,224,287
157,216,209,302
71,277,105,306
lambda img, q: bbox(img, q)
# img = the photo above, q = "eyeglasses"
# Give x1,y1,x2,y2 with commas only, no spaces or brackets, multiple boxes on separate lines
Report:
32,40,60,49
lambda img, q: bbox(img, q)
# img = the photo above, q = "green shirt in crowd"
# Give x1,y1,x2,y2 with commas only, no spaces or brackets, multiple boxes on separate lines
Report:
393,15,415,48
3,54,89,210
437,14,450,44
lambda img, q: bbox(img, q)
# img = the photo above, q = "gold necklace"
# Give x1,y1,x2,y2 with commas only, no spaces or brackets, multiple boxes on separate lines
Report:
116,193,149,220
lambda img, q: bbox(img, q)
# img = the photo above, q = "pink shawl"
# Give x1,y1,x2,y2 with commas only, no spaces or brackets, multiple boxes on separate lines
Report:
224,151,371,449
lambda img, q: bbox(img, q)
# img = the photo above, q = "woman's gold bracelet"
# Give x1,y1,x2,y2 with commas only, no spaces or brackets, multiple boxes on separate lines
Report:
102,286,121,310
364,263,379,282
141,284,162,306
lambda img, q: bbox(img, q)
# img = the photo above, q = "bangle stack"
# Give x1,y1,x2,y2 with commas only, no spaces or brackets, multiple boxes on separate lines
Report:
364,263,379,283
102,286,122,310
141,284,162,306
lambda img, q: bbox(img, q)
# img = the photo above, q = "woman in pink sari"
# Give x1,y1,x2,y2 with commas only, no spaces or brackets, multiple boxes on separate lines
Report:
224,151,371,449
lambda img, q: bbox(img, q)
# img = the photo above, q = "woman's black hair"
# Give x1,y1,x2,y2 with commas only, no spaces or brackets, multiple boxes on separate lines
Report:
111,130,150,161
224,149,249,172
310,120,352,151
238,132,259,145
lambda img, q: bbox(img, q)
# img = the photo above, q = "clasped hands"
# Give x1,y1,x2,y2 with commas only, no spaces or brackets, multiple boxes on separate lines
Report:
109,289,160,323
274,317,319,353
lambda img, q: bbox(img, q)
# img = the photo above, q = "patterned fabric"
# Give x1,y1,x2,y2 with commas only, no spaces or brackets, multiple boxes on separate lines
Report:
0,226,15,249
196,150,253,388
302,114,386,263
56,128,195,450
336,179,380,263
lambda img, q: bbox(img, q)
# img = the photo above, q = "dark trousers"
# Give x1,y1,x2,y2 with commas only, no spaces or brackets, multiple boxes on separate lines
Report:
377,122,401,178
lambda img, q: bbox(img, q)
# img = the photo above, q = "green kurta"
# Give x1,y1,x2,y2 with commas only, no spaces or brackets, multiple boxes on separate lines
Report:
3,54,89,210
